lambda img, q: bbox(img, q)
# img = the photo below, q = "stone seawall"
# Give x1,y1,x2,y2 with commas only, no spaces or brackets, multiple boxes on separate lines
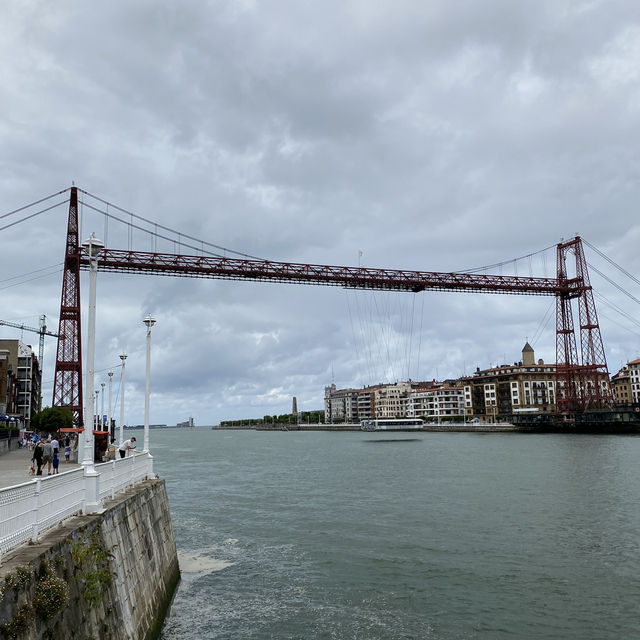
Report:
0,478,180,640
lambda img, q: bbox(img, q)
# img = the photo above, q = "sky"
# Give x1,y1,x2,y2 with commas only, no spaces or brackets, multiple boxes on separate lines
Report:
1,0,640,427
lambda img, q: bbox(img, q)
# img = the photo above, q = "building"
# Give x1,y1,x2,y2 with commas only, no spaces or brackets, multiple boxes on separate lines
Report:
627,358,640,404
611,366,632,405
374,382,414,418
0,340,42,429
407,384,465,421
462,343,557,422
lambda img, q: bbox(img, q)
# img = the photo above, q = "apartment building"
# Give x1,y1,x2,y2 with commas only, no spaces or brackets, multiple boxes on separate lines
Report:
374,382,414,419
611,366,632,405
407,385,465,421
628,358,640,404
462,343,556,421
0,340,42,429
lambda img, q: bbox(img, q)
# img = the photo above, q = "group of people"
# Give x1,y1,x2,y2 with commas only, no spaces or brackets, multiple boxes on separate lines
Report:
30,435,138,476
31,436,71,476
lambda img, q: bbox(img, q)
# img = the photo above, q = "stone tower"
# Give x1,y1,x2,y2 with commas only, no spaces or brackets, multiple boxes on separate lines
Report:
522,342,535,366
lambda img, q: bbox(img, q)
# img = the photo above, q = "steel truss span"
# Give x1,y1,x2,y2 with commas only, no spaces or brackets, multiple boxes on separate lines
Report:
52,186,613,423
82,249,570,297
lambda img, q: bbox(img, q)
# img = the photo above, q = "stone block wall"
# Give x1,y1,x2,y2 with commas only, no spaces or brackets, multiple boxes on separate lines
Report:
0,478,180,639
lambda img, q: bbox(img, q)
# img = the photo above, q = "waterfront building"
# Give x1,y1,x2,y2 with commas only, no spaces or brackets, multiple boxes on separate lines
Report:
374,382,414,418
324,383,394,422
628,358,640,404
0,340,42,429
462,343,556,422
407,385,465,421
611,366,632,405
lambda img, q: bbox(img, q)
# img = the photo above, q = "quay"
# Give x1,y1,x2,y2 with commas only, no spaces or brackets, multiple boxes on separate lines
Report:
0,445,180,639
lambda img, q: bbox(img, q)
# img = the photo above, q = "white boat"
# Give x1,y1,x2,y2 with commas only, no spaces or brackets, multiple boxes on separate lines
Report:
360,418,424,432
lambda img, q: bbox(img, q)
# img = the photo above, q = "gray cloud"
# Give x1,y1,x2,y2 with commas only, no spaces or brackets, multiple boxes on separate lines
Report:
1,0,640,426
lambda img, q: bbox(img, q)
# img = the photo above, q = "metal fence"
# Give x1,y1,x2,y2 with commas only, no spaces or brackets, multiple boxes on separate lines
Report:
0,452,153,556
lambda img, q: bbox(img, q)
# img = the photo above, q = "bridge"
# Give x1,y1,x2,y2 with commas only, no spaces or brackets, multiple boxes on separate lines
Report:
2,186,616,422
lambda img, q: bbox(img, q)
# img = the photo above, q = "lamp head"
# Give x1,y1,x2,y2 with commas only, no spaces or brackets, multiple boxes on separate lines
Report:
108,370,114,378
81,233,104,258
119,353,127,362
143,315,156,329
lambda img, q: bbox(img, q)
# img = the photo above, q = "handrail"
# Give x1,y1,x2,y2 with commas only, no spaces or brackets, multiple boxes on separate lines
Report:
0,452,153,556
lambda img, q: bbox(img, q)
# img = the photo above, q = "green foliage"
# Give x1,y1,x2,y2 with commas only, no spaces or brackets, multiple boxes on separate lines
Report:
0,566,32,599
33,571,67,620
70,528,113,607
0,604,34,639
30,407,73,434
220,410,325,427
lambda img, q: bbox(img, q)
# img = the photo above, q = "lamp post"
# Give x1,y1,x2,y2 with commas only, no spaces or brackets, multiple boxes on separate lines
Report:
100,382,105,428
81,233,103,468
81,233,104,513
95,390,99,429
107,371,113,440
143,315,156,453
119,353,127,446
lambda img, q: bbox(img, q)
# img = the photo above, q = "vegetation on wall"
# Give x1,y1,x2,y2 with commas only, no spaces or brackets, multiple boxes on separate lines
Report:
69,528,113,607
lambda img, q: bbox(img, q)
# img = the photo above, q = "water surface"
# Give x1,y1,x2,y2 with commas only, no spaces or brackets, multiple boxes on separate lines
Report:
149,428,640,639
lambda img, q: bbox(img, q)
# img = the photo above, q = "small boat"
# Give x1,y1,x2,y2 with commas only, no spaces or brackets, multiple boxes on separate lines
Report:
360,418,424,432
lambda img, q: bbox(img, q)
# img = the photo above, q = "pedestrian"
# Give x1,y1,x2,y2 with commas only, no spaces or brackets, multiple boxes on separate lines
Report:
33,441,44,476
64,443,71,462
52,452,59,474
51,436,59,456
118,437,136,458
43,438,53,475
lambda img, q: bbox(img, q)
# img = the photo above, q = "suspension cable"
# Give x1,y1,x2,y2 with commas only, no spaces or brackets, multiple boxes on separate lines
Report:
461,243,557,274
583,238,640,288
78,188,265,261
0,188,70,220
0,200,68,232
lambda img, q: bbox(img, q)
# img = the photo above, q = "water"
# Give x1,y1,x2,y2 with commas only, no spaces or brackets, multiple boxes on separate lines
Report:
150,428,640,639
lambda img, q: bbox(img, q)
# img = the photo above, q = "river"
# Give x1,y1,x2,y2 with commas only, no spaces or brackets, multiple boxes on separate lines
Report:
148,428,640,639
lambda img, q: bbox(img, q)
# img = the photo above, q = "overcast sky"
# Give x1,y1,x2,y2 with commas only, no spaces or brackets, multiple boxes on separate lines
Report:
2,1,640,427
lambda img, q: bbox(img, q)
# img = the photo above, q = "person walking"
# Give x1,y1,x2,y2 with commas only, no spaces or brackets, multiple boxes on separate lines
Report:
51,436,59,456
52,452,60,474
42,438,53,475
33,441,44,476
118,437,136,458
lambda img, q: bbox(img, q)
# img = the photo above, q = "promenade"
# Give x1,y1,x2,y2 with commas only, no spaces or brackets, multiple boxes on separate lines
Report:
0,446,81,489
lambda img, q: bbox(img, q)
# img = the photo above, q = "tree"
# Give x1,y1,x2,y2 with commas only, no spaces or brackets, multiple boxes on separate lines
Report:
31,407,74,434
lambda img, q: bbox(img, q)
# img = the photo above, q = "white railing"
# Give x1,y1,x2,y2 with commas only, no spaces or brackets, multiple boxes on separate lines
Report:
0,452,153,556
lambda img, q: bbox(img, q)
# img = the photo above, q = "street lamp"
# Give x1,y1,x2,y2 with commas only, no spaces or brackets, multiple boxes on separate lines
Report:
143,315,156,453
100,382,105,428
81,233,104,513
81,232,103,467
107,370,113,440
95,390,99,429
119,353,127,446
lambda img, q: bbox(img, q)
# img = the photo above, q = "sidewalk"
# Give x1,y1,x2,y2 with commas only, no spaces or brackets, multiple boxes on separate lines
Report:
0,448,81,489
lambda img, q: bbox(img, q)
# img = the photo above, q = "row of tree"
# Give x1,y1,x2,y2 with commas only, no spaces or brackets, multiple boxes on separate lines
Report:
29,407,74,434
220,411,325,427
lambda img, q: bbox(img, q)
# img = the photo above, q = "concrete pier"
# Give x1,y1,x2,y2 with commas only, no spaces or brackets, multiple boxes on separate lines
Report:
0,449,180,639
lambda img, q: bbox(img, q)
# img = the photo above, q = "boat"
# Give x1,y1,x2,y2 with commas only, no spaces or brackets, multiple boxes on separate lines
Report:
360,418,424,432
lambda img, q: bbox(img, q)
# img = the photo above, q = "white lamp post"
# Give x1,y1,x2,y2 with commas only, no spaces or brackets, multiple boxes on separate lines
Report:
95,390,99,429
100,382,105,428
81,233,104,513
107,370,113,439
81,233,103,469
119,353,127,446
143,315,156,453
